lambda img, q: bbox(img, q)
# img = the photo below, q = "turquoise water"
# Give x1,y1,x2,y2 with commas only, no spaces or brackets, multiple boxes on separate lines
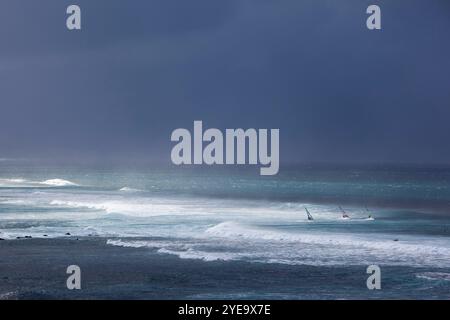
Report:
1,162,450,298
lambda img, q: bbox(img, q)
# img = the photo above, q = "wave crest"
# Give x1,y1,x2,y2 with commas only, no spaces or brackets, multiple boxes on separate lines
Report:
416,272,450,282
40,179,78,187
0,178,79,187
119,187,143,192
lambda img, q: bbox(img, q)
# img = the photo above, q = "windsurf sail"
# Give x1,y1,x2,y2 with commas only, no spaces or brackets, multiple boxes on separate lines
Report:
365,206,374,220
305,207,314,221
339,206,350,218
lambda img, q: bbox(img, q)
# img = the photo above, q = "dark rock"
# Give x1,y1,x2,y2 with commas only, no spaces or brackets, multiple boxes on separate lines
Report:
65,233,71,236
0,238,5,241
25,236,32,239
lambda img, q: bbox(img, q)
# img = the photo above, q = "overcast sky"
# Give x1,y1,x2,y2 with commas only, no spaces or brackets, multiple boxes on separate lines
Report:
0,0,449,165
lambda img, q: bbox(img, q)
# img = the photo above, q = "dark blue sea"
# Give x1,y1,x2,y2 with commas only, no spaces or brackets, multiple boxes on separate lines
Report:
1,162,449,299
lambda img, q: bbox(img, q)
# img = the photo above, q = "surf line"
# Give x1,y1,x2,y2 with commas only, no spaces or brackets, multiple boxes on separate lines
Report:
171,121,279,175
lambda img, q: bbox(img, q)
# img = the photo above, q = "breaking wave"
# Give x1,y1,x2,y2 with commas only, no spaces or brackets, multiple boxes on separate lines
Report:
0,178,79,188
40,179,78,187
416,272,450,281
119,187,143,192
107,221,450,267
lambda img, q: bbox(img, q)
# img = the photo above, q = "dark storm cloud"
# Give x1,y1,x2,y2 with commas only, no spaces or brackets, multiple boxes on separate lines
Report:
0,0,449,164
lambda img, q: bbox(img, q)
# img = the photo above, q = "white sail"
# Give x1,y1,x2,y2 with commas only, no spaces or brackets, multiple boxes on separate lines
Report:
305,207,314,221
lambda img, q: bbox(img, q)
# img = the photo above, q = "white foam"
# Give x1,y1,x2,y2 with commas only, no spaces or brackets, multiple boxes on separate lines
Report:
119,187,143,192
50,200,93,208
49,199,195,216
4,179,27,183
206,222,449,251
15,192,364,222
107,239,240,261
416,272,450,281
0,178,30,187
106,239,181,248
0,199,26,205
39,179,78,187
48,196,275,218
202,222,450,267
0,291,18,300
107,239,146,248
157,247,237,261
0,232,12,240
0,178,79,187
3,181,449,268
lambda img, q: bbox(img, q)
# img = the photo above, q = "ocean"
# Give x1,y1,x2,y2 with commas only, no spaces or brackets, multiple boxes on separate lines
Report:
1,162,450,299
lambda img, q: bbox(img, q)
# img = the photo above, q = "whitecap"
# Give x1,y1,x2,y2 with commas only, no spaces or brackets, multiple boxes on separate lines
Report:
0,291,18,300
0,178,79,188
157,247,236,261
416,272,450,281
39,179,78,187
119,187,143,192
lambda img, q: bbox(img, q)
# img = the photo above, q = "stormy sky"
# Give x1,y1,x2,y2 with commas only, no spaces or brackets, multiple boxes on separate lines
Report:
0,0,449,165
